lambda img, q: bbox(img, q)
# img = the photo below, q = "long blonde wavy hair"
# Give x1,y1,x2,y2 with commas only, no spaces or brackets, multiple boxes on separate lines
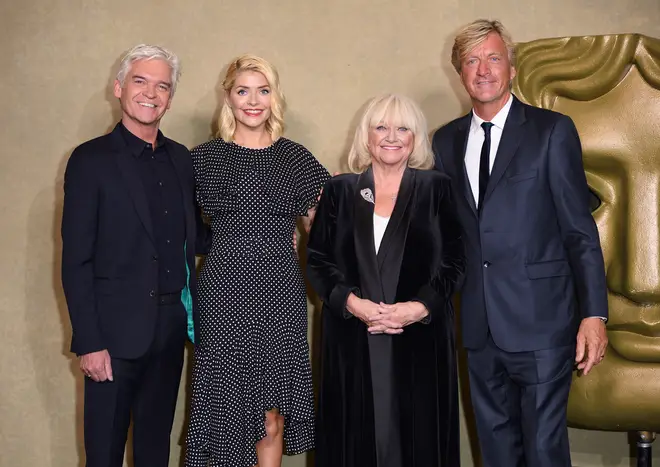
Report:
217,54,286,142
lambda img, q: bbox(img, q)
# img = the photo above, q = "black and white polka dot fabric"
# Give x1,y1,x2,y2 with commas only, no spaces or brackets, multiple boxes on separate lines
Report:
185,138,330,467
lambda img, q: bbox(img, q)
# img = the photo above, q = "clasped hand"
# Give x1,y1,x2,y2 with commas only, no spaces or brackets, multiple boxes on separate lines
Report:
347,294,429,334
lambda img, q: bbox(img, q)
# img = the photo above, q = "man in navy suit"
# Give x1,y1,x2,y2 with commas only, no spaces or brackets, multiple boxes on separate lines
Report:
433,20,608,466
61,44,208,466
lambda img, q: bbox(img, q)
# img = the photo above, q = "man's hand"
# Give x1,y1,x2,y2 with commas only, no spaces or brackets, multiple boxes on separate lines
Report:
575,317,608,376
80,349,113,382
367,301,429,334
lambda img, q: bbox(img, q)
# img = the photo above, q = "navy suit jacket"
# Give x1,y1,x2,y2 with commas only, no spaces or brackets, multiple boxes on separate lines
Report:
61,123,210,359
433,96,608,352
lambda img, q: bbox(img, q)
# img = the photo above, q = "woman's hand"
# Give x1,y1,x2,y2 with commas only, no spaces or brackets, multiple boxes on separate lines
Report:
301,207,316,233
346,293,383,327
367,301,429,334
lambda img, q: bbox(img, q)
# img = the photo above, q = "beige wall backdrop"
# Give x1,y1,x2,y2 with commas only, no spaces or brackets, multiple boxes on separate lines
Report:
2,1,660,466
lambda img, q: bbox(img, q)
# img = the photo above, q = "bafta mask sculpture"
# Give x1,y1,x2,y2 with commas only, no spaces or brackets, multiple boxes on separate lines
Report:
513,34,660,431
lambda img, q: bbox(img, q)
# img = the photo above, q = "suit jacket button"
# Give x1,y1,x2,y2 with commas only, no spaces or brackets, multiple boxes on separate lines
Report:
483,261,491,268
149,290,155,297
152,255,158,261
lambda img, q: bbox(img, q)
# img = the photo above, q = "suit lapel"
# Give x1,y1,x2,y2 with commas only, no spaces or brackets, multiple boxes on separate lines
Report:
377,168,414,304
483,96,527,204
111,128,156,246
452,114,478,215
353,168,383,302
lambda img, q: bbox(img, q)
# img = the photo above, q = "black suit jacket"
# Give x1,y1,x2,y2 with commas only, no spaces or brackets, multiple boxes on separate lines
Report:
61,123,210,359
306,168,464,467
433,96,608,352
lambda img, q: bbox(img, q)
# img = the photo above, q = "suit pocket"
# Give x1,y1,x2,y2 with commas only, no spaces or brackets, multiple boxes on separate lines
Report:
507,169,538,185
526,259,571,279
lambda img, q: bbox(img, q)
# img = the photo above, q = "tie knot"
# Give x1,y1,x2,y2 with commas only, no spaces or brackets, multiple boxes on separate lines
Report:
481,121,494,135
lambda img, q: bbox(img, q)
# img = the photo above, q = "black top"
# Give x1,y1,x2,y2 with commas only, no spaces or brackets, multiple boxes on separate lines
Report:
120,123,185,294
61,123,203,358
306,168,464,467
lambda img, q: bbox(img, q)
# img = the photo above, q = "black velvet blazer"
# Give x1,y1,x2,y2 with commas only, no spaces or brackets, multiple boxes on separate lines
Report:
306,167,465,467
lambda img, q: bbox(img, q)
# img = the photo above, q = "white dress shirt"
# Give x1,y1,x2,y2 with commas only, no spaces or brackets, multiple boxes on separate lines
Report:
373,213,390,254
465,94,514,207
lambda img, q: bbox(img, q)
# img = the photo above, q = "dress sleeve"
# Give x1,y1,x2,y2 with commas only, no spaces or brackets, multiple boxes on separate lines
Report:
190,145,206,209
294,145,331,216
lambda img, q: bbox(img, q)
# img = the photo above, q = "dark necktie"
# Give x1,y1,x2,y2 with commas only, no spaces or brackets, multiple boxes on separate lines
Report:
478,122,494,211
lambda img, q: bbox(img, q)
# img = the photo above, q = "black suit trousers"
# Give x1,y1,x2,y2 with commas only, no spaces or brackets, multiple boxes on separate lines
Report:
83,301,187,467
467,335,574,467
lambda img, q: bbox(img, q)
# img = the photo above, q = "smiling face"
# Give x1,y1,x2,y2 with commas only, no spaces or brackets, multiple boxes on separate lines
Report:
459,32,516,116
225,70,272,134
113,58,172,132
367,121,414,170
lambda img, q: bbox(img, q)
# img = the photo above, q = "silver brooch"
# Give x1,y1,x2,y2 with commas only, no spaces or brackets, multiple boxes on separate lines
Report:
360,188,375,204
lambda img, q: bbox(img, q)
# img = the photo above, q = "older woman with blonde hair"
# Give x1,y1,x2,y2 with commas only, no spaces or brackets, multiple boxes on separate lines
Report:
306,93,465,467
185,54,330,467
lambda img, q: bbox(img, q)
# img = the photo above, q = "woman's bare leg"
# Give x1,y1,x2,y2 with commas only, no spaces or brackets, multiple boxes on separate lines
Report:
255,408,284,467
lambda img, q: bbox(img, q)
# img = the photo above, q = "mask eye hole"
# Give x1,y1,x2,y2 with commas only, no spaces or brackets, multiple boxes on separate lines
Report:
589,189,601,212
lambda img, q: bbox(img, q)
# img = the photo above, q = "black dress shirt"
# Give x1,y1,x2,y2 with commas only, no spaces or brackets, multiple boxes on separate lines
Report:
120,123,186,294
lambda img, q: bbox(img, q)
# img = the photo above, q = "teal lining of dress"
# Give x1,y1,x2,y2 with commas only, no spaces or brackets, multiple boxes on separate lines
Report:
181,241,195,343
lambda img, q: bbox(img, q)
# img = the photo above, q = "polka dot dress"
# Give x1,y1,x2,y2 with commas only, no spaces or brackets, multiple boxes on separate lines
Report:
185,138,330,467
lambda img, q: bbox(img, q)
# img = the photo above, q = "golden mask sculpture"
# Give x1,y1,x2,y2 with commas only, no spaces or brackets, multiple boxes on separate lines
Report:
513,34,660,431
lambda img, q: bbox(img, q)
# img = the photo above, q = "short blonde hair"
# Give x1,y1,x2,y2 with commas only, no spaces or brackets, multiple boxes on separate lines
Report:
451,19,516,74
217,54,285,142
347,94,434,173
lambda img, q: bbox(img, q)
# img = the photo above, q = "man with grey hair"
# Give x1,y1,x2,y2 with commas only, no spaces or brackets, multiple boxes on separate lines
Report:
433,20,608,466
61,44,209,466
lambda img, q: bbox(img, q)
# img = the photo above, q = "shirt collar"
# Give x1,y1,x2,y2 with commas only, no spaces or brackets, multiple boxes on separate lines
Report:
119,122,167,157
470,93,514,131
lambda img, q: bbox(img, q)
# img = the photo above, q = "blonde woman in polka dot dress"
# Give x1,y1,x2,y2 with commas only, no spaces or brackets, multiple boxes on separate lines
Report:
185,55,330,467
